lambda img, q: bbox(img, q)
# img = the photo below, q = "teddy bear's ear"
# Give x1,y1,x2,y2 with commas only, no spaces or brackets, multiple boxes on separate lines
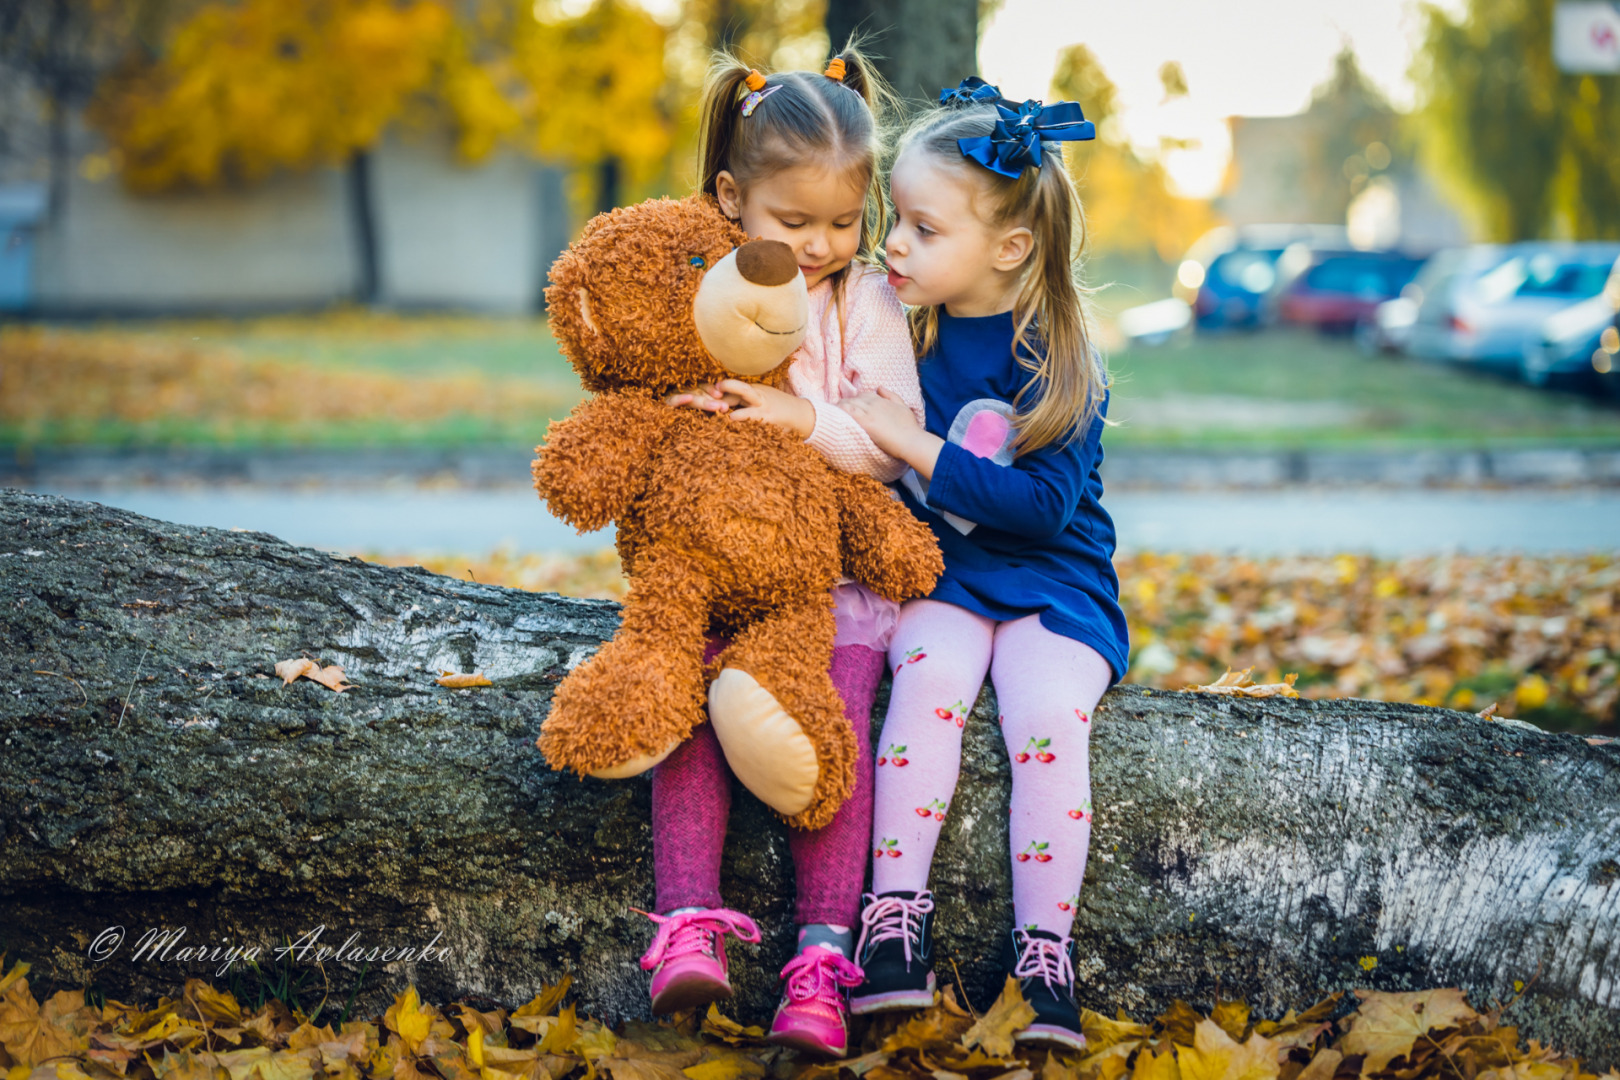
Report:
544,245,604,378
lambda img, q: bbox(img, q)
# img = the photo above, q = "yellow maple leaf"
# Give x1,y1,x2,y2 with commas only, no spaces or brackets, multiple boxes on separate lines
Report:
1339,989,1478,1077
1210,1001,1251,1043
681,1052,764,1080
1133,1048,1181,1080
1296,1050,1342,1080
0,985,88,1068
189,983,243,1027
961,977,1036,1059
1156,1001,1204,1048
1082,1009,1154,1055
697,1007,763,1047
1174,1019,1279,1080
0,962,29,998
384,988,434,1057
513,980,573,1022
437,672,494,689
213,1048,273,1080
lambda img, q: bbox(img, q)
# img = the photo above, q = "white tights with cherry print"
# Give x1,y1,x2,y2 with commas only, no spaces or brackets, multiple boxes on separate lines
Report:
869,600,1113,938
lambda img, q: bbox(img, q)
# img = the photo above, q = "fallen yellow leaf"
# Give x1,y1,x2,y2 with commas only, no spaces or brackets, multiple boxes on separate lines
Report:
1339,989,1478,1077
1182,668,1300,699
274,658,352,692
437,672,494,689
1174,1019,1279,1080
961,977,1036,1059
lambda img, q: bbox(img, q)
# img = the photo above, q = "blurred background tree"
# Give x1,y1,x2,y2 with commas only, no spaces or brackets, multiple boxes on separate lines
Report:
1297,47,1403,224
824,0,978,109
1414,0,1620,241
0,0,162,219
1049,44,1215,273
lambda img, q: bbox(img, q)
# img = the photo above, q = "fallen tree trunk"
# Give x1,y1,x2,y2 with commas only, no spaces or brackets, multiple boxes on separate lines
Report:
2,490,1616,1064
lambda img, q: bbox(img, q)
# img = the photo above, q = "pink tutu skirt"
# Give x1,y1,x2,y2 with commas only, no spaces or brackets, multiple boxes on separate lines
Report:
831,580,901,652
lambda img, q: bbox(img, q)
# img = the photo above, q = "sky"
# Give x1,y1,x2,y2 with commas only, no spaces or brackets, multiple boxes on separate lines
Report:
977,0,1469,197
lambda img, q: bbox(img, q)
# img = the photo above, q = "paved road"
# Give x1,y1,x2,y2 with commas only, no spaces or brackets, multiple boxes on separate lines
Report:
20,485,1620,556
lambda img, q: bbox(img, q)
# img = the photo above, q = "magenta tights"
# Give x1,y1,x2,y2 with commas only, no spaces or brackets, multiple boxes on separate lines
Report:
651,642,884,928
871,600,1114,938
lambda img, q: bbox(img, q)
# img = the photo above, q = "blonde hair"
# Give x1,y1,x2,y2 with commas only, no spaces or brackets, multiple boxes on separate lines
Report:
694,40,898,316
898,103,1106,455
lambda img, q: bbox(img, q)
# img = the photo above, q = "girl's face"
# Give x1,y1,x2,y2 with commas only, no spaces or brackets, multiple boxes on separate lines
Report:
716,163,867,291
884,150,1033,317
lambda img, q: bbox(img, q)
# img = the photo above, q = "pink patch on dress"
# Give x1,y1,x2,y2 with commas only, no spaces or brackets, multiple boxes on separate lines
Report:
961,410,1011,458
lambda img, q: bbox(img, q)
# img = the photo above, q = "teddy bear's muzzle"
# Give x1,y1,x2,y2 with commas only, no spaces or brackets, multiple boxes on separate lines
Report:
692,239,810,378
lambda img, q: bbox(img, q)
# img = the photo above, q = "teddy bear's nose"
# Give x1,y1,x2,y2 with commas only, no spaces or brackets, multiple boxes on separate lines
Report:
735,239,799,287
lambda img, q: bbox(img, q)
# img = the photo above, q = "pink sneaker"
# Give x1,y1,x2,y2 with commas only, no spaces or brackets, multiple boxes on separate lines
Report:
766,946,864,1058
638,908,761,1014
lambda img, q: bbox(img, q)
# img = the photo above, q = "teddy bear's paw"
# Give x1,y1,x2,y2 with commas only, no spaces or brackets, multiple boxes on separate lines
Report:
587,742,681,779
708,668,819,816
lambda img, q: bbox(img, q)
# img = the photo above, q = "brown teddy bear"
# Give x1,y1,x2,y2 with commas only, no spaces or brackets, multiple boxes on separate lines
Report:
532,194,942,831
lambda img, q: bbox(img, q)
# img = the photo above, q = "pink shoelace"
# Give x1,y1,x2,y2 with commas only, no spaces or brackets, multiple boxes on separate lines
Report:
779,947,864,1010
855,891,935,966
1012,931,1075,995
636,908,761,972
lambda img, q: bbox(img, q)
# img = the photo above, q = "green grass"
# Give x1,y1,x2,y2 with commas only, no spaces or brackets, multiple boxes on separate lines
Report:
10,312,1620,452
117,310,577,385
1106,329,1620,449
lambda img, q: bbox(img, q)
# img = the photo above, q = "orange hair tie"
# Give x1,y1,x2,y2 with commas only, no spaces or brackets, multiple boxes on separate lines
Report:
823,57,846,81
744,69,767,92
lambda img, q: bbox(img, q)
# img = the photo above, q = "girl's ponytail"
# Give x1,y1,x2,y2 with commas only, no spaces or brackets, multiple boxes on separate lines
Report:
696,59,757,198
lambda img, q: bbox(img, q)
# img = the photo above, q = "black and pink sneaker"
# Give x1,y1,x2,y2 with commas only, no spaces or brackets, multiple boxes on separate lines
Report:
1000,927,1085,1050
849,890,937,1014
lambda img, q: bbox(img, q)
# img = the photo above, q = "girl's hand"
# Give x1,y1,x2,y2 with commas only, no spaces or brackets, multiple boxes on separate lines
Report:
665,383,742,413
715,379,817,438
838,389,945,479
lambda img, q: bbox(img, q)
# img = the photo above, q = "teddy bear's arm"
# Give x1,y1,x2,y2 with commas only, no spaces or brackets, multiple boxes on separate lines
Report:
832,472,945,603
531,393,675,533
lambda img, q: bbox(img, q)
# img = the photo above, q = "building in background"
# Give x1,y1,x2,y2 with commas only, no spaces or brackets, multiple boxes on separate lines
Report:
0,120,571,316
1218,48,1470,253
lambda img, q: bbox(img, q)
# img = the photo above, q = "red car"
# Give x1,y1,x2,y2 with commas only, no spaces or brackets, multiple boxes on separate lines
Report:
1277,250,1425,334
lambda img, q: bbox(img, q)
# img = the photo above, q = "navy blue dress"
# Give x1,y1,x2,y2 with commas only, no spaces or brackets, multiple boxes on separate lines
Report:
896,307,1130,681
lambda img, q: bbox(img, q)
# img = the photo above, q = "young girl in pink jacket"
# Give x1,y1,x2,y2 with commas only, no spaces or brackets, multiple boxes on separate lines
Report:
645,44,921,1059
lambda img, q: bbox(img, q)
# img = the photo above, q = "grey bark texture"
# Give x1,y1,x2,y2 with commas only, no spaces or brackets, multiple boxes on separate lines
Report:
2,489,1617,1065
824,0,979,109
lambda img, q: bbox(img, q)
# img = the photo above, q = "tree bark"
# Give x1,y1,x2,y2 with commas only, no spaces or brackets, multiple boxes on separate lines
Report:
824,0,978,110
348,149,380,305
2,490,1617,1065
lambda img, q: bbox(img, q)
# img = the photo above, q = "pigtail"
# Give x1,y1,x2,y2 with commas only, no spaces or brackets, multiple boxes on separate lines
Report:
697,59,758,198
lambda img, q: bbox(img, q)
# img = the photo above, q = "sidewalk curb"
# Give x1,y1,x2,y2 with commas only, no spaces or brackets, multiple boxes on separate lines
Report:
4,444,1620,490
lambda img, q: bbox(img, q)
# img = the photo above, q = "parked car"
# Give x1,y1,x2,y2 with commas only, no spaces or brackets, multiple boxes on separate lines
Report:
1276,250,1424,334
1416,243,1620,371
1518,255,1620,390
1403,245,1514,361
1173,224,1348,331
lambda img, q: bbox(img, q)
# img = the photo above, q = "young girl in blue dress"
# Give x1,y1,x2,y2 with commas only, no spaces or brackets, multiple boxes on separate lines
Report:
834,78,1128,1050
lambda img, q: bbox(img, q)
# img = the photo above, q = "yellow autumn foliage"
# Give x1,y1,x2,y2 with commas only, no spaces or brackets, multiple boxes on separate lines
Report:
89,0,669,194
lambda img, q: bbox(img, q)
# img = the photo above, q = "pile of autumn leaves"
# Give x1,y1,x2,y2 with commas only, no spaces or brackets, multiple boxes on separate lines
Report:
0,327,564,444
1,956,1609,1080
373,550,1620,727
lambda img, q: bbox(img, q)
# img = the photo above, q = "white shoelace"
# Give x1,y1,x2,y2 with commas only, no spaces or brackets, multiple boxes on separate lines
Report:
1013,931,1075,994
855,891,935,966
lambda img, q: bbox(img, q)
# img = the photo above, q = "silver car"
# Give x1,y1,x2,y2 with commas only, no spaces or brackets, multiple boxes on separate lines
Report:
1425,243,1620,371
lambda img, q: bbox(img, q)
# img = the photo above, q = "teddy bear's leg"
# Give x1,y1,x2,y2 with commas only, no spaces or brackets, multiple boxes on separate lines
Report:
538,546,714,779
707,599,856,831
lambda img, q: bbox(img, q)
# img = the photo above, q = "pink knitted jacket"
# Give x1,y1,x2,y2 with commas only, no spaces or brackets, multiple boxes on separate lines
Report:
788,265,924,483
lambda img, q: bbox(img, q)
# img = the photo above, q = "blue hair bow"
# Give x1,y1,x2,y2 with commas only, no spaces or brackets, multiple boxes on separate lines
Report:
939,78,1096,179
938,75,1006,108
